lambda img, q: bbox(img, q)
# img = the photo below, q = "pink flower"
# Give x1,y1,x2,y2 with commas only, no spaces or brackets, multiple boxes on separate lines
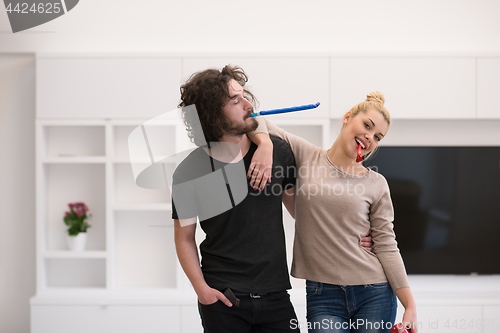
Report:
65,212,70,216
66,202,90,219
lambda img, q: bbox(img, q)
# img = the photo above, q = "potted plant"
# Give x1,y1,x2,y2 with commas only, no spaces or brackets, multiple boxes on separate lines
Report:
63,202,91,251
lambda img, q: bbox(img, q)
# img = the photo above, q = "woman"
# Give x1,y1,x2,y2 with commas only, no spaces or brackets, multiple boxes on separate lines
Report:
250,92,417,333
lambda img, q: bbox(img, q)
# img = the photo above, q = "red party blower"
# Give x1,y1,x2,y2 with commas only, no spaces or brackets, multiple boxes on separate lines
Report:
390,323,411,333
356,143,364,163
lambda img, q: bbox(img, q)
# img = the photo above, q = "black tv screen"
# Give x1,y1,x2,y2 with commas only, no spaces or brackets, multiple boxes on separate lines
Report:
364,147,500,274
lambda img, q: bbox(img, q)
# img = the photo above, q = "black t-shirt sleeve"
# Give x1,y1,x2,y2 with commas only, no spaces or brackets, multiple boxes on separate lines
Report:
171,166,199,220
171,199,180,220
271,136,296,190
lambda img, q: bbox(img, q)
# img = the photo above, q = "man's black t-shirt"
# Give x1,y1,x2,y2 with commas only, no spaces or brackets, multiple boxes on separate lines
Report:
172,136,296,294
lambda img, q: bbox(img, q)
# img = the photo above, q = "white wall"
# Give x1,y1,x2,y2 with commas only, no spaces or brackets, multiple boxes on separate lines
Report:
0,55,36,333
0,0,500,53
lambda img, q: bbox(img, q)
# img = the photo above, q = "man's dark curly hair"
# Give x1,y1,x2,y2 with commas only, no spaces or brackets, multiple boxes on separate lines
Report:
178,65,257,146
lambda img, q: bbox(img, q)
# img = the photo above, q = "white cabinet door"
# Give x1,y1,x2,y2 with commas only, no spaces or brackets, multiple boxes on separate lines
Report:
31,305,181,333
105,306,180,332
182,57,330,119
181,305,202,333
477,58,500,119
37,57,182,119
32,305,106,333
330,58,476,119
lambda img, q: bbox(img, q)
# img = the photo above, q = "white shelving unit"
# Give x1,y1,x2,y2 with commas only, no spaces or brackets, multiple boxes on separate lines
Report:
32,54,500,333
34,118,185,292
36,121,107,294
32,115,329,332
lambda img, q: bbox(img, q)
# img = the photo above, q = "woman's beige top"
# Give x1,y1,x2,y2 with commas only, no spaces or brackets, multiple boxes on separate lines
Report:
257,119,409,290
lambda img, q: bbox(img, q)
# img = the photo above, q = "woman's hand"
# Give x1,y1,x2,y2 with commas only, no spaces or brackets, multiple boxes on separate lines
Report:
400,307,418,332
360,232,373,253
248,133,273,191
395,287,418,332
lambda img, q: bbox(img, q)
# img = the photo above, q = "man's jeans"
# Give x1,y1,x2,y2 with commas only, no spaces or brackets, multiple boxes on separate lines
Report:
306,280,397,333
198,290,298,333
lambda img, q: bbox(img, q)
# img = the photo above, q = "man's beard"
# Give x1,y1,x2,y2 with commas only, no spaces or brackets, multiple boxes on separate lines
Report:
223,116,259,137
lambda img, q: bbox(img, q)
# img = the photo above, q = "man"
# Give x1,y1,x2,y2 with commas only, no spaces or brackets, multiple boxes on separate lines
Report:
173,65,298,332
172,65,372,332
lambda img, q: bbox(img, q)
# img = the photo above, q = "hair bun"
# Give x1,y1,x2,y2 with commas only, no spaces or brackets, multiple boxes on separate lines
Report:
366,91,385,106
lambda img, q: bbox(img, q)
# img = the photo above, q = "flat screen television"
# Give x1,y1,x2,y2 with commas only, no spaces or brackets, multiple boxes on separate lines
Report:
363,147,500,275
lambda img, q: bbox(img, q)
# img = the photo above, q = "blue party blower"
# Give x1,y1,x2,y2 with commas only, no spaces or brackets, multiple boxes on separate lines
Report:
250,102,320,117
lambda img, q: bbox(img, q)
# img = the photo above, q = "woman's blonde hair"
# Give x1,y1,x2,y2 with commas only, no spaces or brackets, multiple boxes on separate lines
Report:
348,91,391,126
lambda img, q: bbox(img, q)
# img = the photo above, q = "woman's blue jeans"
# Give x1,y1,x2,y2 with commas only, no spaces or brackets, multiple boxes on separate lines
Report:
306,280,397,333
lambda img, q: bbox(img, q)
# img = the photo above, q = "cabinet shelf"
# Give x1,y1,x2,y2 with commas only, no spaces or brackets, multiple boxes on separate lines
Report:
112,157,177,164
42,156,107,164
44,257,106,288
112,157,148,164
113,203,172,211
43,251,107,259
41,125,105,157
35,287,109,298
31,288,196,305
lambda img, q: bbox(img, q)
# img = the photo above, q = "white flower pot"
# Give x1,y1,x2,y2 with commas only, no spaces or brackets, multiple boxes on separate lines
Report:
67,233,87,252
